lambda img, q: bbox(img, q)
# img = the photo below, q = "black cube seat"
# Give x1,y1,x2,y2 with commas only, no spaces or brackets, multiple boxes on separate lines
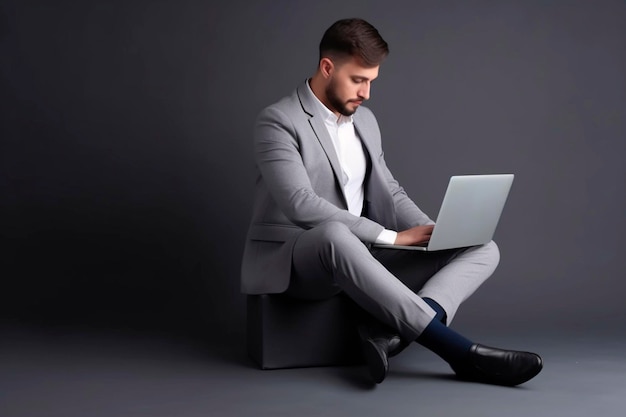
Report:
247,294,363,369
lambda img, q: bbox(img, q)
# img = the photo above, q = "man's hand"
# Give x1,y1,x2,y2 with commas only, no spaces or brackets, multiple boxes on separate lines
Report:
394,225,434,246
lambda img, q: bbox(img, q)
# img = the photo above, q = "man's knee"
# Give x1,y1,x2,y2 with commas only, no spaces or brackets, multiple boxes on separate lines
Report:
315,221,355,245
481,240,500,269
306,221,367,262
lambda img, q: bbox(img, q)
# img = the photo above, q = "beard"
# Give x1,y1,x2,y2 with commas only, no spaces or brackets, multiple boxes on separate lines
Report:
325,79,359,116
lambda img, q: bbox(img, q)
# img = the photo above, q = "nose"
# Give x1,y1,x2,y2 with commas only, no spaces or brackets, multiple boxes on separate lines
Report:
358,82,370,100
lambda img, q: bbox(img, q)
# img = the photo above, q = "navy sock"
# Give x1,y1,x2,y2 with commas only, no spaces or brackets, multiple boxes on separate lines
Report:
416,317,474,366
422,297,447,325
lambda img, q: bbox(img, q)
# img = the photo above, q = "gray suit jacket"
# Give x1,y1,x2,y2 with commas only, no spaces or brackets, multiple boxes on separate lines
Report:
241,81,432,294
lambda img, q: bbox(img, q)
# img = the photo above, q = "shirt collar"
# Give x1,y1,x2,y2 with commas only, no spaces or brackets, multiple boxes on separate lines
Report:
306,79,353,126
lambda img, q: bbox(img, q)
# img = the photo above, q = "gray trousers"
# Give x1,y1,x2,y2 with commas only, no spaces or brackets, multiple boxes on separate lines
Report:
285,221,500,341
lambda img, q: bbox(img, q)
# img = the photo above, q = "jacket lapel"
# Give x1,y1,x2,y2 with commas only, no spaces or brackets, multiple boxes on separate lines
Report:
297,82,348,205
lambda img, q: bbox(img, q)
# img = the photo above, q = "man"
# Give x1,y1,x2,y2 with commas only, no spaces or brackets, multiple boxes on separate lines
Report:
241,18,542,386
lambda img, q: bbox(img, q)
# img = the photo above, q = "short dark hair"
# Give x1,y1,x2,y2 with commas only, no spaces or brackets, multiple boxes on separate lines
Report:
319,18,389,67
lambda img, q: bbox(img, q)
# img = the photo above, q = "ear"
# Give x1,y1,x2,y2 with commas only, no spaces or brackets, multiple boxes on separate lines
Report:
319,57,334,79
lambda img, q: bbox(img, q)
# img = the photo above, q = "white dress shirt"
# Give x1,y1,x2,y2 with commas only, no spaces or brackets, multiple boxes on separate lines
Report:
307,81,397,244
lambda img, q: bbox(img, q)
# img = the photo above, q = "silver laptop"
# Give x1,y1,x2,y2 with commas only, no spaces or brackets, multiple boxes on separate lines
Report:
375,174,514,251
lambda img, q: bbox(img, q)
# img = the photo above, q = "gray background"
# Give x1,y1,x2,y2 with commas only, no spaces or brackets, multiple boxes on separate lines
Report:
2,0,625,342
2,1,626,416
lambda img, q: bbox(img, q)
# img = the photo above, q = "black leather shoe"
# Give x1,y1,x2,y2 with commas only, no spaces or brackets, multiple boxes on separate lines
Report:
357,326,390,384
451,344,543,386
387,334,410,358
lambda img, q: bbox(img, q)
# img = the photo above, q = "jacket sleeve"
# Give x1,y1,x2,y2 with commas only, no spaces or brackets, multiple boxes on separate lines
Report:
379,154,435,230
359,107,434,231
253,105,384,242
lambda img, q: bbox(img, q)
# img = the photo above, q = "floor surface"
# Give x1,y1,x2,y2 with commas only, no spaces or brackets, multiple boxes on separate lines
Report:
2,323,625,417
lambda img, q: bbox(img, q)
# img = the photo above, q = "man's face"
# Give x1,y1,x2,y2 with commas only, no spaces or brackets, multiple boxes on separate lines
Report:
324,57,379,116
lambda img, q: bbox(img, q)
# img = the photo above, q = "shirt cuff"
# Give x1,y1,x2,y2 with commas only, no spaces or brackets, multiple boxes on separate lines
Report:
375,229,397,245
